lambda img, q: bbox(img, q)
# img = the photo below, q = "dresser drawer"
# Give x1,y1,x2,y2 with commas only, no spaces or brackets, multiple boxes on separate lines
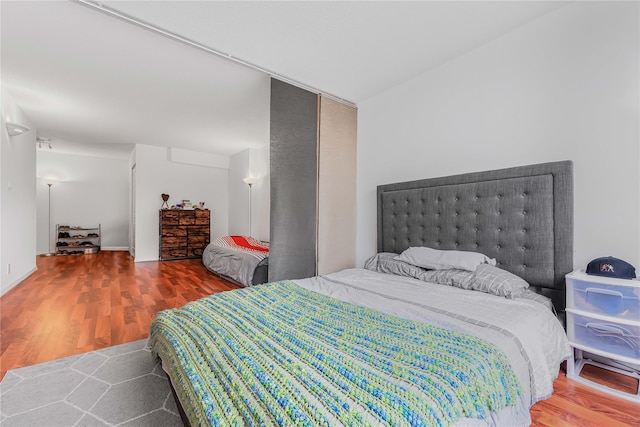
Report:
567,310,640,360
161,210,180,224
161,227,187,238
161,236,187,248
188,235,209,247
566,271,640,321
161,247,187,259
195,210,210,225
179,210,196,225
187,247,206,257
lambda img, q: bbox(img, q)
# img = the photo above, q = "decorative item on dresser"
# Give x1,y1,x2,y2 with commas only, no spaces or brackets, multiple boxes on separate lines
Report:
161,193,170,209
159,209,210,260
565,269,640,402
55,224,101,255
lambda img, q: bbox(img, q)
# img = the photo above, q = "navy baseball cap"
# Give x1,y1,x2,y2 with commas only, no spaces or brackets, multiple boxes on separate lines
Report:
586,256,636,279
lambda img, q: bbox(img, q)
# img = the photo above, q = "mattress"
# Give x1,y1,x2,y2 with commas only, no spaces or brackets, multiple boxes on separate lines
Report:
150,268,570,426
202,236,269,287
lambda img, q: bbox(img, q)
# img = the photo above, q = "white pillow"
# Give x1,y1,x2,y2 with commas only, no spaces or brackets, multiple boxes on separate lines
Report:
394,247,495,272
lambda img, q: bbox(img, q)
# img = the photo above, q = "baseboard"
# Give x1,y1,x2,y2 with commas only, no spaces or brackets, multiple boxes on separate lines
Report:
102,247,129,251
1,265,37,296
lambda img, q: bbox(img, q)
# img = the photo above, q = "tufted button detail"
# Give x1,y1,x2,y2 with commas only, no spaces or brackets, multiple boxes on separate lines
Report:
454,211,459,216
522,228,527,233
437,226,441,231
497,244,501,249
497,211,501,215
455,242,459,246
474,243,479,248
523,264,527,268
474,227,478,231
474,211,479,216
497,194,502,199
455,196,459,202
436,241,441,245
497,228,502,232
523,211,527,215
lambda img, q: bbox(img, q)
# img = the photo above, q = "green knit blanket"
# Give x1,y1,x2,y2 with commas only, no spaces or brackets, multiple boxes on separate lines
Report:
150,280,521,427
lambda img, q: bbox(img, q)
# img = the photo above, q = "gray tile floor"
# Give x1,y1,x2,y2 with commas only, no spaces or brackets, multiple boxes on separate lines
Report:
0,340,182,426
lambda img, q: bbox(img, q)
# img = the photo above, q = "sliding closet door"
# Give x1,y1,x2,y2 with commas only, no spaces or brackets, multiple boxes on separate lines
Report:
269,79,318,282
317,97,357,275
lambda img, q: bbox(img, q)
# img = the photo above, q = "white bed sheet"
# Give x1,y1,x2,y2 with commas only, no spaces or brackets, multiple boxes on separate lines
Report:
293,268,571,426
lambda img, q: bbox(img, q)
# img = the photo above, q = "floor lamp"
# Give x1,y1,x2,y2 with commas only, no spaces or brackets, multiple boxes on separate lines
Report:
43,182,56,256
243,177,257,237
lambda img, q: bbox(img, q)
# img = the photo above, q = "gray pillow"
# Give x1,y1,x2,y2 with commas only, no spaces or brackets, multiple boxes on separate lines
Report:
420,269,474,289
469,264,529,299
364,253,473,289
364,252,427,278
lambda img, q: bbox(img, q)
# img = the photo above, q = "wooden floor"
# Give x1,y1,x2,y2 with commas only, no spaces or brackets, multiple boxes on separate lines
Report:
0,251,239,379
1,251,639,425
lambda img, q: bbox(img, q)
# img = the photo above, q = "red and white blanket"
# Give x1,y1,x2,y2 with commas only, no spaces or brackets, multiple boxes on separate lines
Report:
212,235,269,260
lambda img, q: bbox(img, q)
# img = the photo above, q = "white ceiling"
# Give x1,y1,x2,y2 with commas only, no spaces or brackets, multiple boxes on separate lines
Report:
1,1,569,158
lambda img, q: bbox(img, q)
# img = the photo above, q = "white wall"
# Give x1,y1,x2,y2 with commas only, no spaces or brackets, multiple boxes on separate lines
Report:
356,2,639,271
249,146,270,242
133,144,229,262
228,146,270,241
36,151,130,253
228,149,251,236
1,90,36,295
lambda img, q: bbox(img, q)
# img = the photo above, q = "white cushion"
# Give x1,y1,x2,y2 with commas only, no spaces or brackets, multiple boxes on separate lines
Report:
394,247,495,272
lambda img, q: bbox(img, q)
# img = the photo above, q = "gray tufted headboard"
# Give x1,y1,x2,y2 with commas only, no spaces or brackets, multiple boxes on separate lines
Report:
377,161,573,315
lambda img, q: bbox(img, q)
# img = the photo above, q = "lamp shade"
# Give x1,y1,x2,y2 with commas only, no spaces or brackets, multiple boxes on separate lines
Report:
243,176,257,186
6,122,30,136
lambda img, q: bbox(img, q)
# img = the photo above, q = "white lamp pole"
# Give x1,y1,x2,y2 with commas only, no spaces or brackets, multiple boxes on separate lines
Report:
243,177,257,237
43,182,56,256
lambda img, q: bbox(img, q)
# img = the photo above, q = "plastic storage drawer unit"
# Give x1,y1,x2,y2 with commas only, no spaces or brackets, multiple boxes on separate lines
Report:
566,310,640,361
566,270,640,322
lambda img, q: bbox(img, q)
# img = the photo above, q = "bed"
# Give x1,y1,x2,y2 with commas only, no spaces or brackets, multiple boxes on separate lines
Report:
151,160,574,426
202,235,269,287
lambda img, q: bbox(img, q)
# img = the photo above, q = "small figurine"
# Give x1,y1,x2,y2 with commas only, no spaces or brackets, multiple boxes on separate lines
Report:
161,193,170,209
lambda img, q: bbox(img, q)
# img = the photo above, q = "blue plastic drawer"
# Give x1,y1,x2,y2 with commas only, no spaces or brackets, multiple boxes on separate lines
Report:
567,311,640,360
566,271,640,321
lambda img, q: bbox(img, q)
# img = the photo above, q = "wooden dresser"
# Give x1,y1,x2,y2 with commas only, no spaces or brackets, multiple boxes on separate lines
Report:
159,209,210,260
